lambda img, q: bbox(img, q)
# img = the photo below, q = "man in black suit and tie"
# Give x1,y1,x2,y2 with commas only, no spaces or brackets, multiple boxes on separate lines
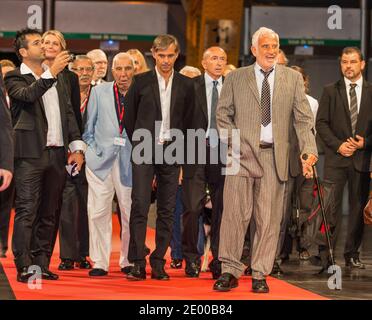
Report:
182,46,227,279
4,29,85,282
125,34,194,280
316,47,372,269
0,67,14,194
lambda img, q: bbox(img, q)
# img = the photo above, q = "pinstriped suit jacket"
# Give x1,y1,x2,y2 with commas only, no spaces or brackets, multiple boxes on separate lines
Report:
216,64,317,182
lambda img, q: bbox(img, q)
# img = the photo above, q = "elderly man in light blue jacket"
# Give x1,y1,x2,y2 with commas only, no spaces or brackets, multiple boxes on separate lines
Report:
83,52,134,276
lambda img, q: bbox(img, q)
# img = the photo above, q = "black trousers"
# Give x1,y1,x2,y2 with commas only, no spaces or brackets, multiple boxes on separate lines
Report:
182,164,225,265
55,171,89,261
0,181,15,254
12,148,66,270
128,163,179,269
324,164,370,259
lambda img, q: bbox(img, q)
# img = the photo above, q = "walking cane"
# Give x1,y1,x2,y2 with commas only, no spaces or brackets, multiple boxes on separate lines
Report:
302,154,336,267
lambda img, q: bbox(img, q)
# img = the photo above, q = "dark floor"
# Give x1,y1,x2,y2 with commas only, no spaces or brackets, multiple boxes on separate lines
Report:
276,218,372,300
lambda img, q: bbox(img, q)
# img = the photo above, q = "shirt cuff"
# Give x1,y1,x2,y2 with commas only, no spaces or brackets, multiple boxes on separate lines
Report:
69,140,87,153
41,69,54,79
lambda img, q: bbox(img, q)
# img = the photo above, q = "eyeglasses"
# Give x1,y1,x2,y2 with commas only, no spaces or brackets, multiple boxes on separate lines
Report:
72,67,94,73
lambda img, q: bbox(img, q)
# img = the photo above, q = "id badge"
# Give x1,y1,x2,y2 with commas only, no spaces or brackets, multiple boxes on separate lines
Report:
114,137,126,146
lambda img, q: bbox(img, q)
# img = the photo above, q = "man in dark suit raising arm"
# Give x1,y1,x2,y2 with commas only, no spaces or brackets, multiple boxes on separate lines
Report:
5,28,85,283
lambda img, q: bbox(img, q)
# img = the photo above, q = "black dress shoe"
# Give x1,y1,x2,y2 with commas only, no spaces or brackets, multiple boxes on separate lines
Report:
270,261,283,276
345,257,365,269
213,273,239,292
127,264,146,281
76,258,92,269
252,278,269,293
170,259,183,269
244,266,252,276
89,268,108,276
185,262,200,278
17,266,33,283
40,268,59,280
151,268,170,280
58,259,74,271
121,266,133,275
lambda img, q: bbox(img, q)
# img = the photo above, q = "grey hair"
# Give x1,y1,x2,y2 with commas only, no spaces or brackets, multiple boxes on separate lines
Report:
179,66,201,77
112,52,135,68
68,55,93,71
251,27,279,49
86,49,107,62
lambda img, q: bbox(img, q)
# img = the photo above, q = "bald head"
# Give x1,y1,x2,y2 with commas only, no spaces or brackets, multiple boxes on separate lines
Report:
202,46,227,80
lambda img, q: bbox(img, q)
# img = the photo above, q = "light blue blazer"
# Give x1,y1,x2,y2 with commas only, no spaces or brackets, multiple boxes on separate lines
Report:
83,82,132,187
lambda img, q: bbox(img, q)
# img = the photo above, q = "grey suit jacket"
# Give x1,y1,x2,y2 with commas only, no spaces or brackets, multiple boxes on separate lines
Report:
216,64,317,182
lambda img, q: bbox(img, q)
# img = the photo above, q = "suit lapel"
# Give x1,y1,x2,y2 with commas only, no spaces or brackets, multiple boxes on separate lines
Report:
356,80,370,133
196,75,208,122
246,66,260,108
108,82,120,132
337,79,352,120
170,72,179,124
151,71,162,118
272,65,284,114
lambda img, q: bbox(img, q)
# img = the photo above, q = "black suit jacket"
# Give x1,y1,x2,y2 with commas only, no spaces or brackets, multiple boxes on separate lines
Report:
183,74,225,179
62,69,82,133
124,69,195,163
0,68,14,172
316,78,372,172
4,67,81,160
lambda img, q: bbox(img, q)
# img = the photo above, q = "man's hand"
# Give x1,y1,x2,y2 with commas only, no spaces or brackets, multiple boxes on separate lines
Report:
300,153,318,179
0,169,13,192
68,152,84,171
338,141,357,157
347,135,364,150
49,51,71,78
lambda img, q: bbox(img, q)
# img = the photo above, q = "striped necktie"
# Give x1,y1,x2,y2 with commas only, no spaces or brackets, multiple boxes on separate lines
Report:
349,83,358,134
260,68,273,127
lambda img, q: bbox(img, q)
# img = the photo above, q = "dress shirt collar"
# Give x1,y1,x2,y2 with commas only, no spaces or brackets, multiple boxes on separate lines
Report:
204,72,223,87
155,66,174,86
20,62,49,79
344,76,363,90
254,62,276,76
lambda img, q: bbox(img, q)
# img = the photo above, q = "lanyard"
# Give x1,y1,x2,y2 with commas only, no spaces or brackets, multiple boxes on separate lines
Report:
80,86,91,115
113,82,125,134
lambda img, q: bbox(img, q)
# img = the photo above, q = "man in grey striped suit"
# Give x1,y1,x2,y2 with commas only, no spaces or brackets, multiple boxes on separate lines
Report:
213,27,318,293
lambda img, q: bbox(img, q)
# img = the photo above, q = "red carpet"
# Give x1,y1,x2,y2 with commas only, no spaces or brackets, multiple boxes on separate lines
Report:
1,212,327,300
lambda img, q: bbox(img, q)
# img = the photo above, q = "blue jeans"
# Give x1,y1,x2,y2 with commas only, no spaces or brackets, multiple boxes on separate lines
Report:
170,186,205,259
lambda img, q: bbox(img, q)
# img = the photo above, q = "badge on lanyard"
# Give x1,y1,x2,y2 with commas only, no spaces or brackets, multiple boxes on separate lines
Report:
114,137,126,146
114,83,125,135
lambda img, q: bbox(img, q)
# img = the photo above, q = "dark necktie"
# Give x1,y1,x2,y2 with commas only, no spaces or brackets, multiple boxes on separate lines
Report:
349,83,358,134
210,80,219,130
260,69,273,127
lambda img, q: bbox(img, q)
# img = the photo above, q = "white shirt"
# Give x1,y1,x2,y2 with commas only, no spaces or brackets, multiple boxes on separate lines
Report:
156,67,174,142
21,63,63,147
306,94,319,123
20,63,86,152
254,62,276,144
205,72,223,137
344,76,363,113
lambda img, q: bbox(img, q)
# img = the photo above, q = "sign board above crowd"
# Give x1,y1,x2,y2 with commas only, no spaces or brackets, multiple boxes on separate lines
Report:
0,0,166,38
